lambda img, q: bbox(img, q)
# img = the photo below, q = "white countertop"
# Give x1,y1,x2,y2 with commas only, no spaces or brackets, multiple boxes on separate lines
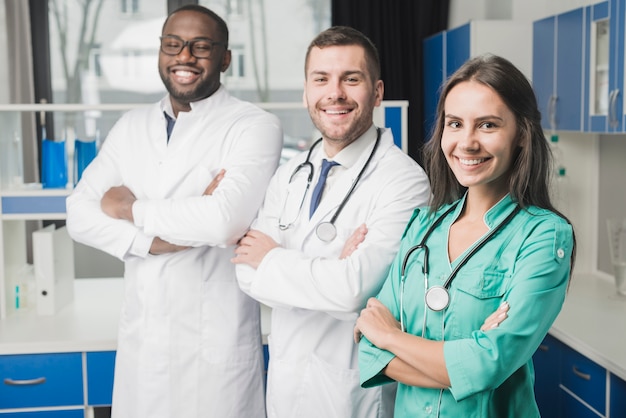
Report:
0,278,123,355
1,275,624,384
549,273,626,381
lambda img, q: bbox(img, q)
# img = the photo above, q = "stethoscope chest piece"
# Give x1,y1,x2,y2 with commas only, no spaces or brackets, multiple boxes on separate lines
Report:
425,285,450,311
316,221,337,242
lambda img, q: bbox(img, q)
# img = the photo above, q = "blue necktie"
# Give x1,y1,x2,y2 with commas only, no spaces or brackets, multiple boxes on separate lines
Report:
164,112,175,142
309,159,339,218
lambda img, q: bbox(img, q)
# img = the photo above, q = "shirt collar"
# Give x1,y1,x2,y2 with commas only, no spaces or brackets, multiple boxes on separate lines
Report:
159,84,227,119
315,124,378,169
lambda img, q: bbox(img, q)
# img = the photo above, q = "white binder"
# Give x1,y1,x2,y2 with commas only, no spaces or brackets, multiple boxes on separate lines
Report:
33,224,75,315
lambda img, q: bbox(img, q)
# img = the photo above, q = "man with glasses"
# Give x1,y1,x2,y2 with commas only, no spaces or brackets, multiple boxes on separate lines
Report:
66,5,282,418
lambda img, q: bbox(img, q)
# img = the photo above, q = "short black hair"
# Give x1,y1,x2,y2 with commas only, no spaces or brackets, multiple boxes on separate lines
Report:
162,4,229,48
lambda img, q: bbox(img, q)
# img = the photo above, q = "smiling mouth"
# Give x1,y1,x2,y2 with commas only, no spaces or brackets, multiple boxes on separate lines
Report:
459,157,487,165
171,69,200,84
324,109,352,115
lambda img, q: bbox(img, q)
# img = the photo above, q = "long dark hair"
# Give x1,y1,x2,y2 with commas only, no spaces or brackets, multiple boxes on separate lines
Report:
423,54,576,272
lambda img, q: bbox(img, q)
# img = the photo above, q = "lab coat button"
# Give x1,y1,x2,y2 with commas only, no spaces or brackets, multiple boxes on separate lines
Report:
557,248,565,258
424,405,433,414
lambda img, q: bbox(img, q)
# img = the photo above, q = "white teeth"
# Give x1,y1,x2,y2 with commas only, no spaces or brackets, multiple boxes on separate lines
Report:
174,70,194,77
459,158,485,165
325,110,349,115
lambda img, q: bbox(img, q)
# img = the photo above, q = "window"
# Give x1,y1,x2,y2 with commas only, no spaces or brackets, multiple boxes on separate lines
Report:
225,44,245,79
42,0,330,147
89,44,102,77
121,0,140,15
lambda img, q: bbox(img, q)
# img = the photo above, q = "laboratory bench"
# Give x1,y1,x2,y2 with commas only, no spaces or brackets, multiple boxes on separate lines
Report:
534,273,626,417
0,274,624,416
0,278,121,416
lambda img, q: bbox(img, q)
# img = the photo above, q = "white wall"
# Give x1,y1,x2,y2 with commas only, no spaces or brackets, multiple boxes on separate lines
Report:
449,0,598,28
449,0,512,28
512,0,598,22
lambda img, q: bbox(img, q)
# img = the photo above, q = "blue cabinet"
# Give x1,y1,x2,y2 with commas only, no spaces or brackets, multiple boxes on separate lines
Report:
586,1,625,132
86,351,116,406
0,353,83,409
533,0,626,133
533,334,626,417
533,7,586,132
0,411,84,417
0,351,116,415
610,373,626,416
561,343,607,416
422,32,444,139
533,334,562,417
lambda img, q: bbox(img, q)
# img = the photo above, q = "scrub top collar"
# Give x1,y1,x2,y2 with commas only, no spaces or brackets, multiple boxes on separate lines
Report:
313,124,379,170
452,192,518,229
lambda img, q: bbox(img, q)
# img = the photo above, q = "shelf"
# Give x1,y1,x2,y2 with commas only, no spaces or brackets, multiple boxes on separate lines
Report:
1,187,71,220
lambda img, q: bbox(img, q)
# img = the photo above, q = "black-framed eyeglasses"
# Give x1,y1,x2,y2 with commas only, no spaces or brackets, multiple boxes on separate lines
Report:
159,35,224,59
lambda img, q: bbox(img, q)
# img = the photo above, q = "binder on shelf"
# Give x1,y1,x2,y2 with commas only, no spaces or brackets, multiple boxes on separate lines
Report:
33,224,75,316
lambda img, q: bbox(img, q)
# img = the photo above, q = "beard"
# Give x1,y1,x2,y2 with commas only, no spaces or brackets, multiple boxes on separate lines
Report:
159,70,216,104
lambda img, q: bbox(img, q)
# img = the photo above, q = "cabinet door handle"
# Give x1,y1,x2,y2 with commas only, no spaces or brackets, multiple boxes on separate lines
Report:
609,89,620,129
3,377,46,386
538,344,549,352
572,366,591,381
548,95,558,131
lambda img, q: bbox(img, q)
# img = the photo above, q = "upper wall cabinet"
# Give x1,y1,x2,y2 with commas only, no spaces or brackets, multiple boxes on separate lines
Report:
422,21,531,139
587,0,624,132
533,7,586,132
533,0,626,134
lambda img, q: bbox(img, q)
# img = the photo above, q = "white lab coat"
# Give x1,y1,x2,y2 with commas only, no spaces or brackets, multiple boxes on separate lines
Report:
66,86,283,418
236,126,431,418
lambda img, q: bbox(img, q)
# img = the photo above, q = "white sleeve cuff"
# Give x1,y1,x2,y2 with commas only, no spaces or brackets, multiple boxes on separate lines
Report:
132,199,147,228
127,230,153,258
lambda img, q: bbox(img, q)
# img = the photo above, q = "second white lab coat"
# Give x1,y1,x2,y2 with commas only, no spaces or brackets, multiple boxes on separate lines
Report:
66,87,283,418
237,127,431,418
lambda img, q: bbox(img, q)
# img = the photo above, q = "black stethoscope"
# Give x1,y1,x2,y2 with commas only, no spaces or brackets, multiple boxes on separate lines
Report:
399,201,520,332
278,128,381,242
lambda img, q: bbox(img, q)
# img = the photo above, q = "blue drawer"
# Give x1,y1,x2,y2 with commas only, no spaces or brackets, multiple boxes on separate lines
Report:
611,373,626,416
86,351,116,406
0,353,83,409
561,345,606,415
562,391,601,418
0,410,84,417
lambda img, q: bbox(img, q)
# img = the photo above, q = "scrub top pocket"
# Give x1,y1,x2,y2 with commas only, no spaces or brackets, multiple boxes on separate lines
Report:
448,270,508,339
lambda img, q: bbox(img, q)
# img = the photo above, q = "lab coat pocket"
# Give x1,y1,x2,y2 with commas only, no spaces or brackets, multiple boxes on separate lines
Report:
293,354,383,418
448,270,508,339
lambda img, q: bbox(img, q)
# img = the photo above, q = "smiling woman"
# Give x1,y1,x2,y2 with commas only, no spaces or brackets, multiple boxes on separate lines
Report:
355,54,577,418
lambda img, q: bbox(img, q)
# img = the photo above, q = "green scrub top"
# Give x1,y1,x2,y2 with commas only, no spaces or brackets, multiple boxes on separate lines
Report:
359,194,573,417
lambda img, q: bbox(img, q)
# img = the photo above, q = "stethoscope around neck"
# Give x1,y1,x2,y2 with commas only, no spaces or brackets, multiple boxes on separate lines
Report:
399,202,520,332
278,128,381,242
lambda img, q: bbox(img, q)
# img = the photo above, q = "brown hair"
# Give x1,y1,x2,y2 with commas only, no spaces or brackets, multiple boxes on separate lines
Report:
304,26,381,82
